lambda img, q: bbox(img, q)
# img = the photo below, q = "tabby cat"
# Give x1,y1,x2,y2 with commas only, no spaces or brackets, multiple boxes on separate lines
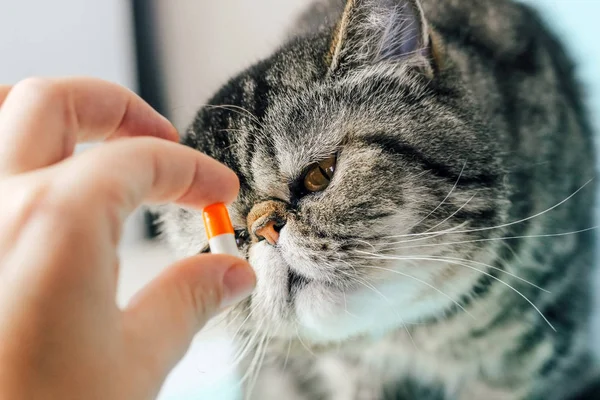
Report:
158,0,598,398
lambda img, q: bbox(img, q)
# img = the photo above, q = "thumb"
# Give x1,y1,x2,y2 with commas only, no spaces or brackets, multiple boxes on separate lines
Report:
122,254,255,377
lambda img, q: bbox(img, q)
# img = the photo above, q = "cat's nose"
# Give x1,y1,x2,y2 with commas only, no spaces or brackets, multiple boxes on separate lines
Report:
247,200,287,246
255,220,282,245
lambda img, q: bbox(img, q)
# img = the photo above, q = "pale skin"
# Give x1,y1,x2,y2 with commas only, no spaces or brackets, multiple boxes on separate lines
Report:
0,77,256,400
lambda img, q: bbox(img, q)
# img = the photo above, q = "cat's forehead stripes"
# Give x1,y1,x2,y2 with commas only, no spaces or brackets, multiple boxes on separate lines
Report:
272,119,344,180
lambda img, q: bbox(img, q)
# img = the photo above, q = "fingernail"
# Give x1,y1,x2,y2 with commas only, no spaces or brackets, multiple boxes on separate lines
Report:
221,264,256,308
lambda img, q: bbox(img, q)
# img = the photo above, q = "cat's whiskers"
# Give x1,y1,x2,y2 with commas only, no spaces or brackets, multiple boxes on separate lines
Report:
357,250,550,293
338,270,417,350
423,193,478,233
381,221,469,246
241,331,270,398
380,226,598,252
379,224,465,240
352,238,378,251
282,338,293,372
204,104,266,130
228,312,253,347
229,311,270,372
402,162,467,235
175,309,260,394
335,257,362,277
246,329,273,399
380,179,593,243
167,103,268,136
218,302,252,332
237,319,271,384
203,308,236,332
295,320,317,358
217,128,251,134
394,179,594,241
210,313,269,398
356,253,556,331
183,102,275,147
346,260,473,318
218,128,257,151
497,241,525,276
342,290,359,319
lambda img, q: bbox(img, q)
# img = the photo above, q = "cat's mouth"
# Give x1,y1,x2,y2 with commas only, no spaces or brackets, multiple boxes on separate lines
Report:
200,238,315,297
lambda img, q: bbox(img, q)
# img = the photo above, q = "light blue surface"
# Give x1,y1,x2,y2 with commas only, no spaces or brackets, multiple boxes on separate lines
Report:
521,0,600,133
158,1,600,398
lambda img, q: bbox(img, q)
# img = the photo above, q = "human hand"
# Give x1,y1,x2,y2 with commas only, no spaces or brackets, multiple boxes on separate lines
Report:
0,77,256,400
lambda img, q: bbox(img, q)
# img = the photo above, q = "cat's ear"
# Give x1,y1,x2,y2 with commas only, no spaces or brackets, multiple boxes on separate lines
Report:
327,0,442,76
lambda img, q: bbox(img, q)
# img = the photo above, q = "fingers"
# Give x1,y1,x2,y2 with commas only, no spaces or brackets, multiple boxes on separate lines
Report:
45,137,239,243
123,255,255,374
0,77,178,177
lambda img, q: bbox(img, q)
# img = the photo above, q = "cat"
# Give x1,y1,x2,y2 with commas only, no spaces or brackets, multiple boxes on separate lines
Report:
158,0,599,398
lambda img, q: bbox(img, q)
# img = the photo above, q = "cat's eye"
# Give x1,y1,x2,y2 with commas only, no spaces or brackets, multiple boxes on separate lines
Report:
303,156,336,193
235,230,249,247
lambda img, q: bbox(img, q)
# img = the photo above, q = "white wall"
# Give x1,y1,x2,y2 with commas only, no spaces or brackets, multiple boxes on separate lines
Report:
0,1,136,86
0,0,144,243
149,0,308,131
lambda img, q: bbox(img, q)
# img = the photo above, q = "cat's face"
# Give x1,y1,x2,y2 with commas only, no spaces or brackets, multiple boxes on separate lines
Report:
160,0,508,344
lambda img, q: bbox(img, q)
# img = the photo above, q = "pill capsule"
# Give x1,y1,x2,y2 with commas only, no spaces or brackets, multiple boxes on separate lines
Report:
202,203,241,257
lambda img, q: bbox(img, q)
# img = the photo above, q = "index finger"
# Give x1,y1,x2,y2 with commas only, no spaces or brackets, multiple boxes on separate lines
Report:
46,137,239,245
0,77,178,176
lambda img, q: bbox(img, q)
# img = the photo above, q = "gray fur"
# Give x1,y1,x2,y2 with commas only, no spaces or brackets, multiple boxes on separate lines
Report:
158,0,598,398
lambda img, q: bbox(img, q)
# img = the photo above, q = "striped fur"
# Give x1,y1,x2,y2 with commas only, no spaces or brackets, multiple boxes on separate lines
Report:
158,0,598,398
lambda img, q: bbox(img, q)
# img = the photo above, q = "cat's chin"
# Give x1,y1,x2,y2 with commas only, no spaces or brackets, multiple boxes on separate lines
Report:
246,242,478,344
291,279,423,343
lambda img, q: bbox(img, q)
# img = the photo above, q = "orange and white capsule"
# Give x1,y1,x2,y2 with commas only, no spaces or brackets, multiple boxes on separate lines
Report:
202,203,241,257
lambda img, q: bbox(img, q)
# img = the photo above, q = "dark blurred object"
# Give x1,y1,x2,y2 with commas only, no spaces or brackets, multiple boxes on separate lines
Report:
131,0,168,238
567,376,600,400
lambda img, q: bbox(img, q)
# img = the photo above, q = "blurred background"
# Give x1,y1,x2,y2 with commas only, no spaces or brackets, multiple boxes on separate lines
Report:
1,1,598,399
